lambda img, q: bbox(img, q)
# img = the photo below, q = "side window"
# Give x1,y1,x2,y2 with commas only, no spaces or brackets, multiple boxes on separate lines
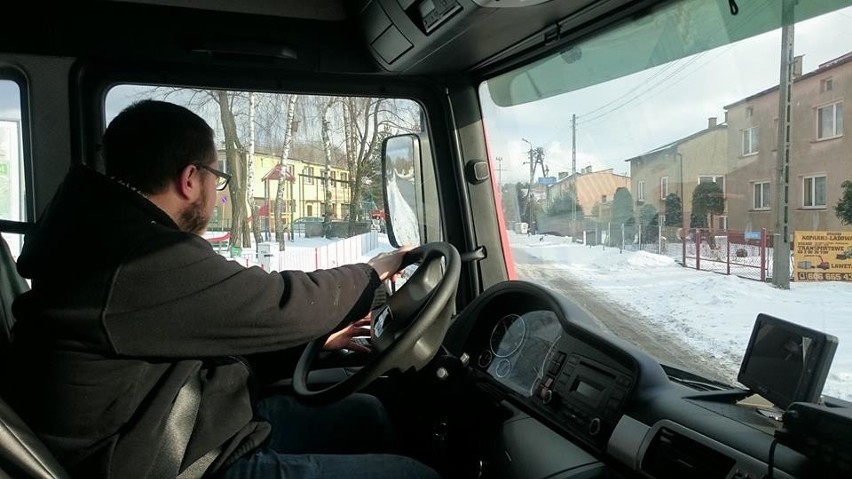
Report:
803,175,827,208
753,181,770,210
816,102,843,140
742,126,758,155
0,74,28,258
105,86,430,271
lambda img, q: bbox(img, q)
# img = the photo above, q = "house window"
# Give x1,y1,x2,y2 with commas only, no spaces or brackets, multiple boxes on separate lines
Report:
698,175,726,195
306,204,313,216
746,106,753,118
304,167,315,184
803,175,827,208
716,216,728,230
817,102,843,139
753,181,770,210
821,78,833,92
660,177,669,199
637,181,645,201
742,127,758,155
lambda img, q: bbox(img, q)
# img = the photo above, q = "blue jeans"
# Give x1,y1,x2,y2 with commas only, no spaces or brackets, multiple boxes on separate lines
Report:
221,394,441,479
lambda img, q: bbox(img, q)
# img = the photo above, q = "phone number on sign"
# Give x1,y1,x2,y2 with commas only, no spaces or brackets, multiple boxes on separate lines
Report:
796,272,852,281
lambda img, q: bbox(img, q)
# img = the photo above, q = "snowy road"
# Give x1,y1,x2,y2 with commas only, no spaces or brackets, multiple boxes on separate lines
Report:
512,247,737,385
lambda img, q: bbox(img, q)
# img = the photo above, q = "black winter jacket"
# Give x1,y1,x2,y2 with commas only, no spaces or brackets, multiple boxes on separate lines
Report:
8,165,380,478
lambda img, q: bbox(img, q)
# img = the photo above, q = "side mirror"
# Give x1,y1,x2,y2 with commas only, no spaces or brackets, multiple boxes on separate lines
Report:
381,134,422,248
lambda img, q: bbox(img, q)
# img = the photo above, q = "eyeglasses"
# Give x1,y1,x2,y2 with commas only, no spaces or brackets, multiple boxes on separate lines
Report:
195,163,231,191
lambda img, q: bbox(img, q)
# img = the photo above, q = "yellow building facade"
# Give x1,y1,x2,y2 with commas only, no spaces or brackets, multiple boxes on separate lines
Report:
211,151,351,231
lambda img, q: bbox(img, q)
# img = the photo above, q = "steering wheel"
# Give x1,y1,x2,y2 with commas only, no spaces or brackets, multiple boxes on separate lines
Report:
293,242,461,404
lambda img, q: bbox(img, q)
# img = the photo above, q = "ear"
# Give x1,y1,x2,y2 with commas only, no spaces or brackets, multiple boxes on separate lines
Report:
175,164,202,200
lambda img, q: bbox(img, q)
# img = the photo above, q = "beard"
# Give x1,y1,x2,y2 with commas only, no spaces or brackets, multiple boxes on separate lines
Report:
178,195,212,235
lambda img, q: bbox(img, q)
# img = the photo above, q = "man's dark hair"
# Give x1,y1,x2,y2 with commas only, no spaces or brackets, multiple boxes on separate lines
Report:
102,100,216,194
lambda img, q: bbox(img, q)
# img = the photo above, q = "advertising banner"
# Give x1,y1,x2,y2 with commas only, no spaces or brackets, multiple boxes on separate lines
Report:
793,231,852,282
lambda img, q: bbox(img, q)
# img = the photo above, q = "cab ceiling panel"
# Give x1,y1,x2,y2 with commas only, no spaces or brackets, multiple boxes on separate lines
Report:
1,2,376,74
353,0,637,75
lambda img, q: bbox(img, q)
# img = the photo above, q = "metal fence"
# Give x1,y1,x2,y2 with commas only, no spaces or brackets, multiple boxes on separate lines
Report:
575,220,775,282
680,228,771,281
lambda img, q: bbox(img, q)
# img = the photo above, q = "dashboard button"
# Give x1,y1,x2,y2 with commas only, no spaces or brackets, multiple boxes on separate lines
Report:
477,350,493,368
588,418,601,436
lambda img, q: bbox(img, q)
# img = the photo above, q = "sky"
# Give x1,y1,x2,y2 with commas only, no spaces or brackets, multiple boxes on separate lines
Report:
507,231,852,402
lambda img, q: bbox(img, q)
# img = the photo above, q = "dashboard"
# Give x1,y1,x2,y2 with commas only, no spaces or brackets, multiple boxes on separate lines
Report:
443,281,825,479
471,308,635,452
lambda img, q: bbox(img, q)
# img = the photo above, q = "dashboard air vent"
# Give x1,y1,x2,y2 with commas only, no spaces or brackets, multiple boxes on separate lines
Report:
641,427,736,479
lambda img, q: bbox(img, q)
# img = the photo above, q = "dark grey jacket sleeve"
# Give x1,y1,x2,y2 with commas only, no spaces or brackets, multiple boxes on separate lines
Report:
103,235,381,357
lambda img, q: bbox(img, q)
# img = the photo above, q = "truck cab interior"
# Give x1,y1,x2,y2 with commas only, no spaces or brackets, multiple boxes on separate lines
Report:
2,0,852,478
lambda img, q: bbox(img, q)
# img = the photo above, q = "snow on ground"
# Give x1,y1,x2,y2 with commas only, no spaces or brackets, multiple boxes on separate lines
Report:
508,231,852,401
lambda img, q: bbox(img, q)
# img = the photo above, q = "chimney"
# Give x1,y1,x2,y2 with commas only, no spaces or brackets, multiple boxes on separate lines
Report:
708,117,717,129
793,55,803,79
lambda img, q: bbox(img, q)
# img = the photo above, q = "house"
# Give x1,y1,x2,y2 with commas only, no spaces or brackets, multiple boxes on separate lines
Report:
625,118,728,227
548,166,631,219
724,53,852,232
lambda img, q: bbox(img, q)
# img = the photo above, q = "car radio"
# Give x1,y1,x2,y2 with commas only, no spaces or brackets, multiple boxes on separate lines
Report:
537,353,633,446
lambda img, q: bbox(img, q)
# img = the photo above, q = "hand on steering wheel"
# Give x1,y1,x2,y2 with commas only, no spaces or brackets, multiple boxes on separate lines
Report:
294,242,461,404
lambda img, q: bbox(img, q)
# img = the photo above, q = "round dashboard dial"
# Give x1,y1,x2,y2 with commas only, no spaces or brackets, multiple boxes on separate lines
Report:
490,314,526,358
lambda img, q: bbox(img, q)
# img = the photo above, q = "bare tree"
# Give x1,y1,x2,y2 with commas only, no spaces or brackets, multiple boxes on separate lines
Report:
213,90,252,249
320,98,335,236
274,94,298,251
247,93,263,245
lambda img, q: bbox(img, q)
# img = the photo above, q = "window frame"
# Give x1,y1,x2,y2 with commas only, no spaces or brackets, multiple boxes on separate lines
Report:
660,176,668,199
637,180,645,201
802,174,827,208
0,67,34,228
816,101,843,140
742,126,758,156
752,181,770,210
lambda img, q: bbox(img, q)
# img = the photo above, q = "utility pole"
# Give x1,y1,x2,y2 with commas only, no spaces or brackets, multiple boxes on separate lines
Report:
522,138,548,234
571,113,577,226
773,0,795,289
522,139,534,230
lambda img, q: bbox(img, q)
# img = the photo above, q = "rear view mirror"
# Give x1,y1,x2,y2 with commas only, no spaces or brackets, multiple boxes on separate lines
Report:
381,134,422,248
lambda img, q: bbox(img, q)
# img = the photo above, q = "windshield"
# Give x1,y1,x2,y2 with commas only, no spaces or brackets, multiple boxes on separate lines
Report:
480,0,852,402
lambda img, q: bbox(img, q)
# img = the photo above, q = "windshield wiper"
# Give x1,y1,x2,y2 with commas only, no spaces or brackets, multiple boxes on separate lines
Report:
662,364,735,391
667,375,730,392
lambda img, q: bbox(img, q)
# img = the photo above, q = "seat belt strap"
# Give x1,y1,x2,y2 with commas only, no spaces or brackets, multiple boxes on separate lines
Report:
148,370,217,479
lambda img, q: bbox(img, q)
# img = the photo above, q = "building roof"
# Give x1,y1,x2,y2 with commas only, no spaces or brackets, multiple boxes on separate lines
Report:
724,51,852,109
261,164,295,182
549,168,631,210
625,123,727,163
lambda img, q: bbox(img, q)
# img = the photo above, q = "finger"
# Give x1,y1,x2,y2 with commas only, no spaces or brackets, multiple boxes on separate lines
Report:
351,317,372,327
350,326,372,336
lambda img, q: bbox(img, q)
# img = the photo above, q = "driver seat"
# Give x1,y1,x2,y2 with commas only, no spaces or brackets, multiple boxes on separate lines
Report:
0,234,71,478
